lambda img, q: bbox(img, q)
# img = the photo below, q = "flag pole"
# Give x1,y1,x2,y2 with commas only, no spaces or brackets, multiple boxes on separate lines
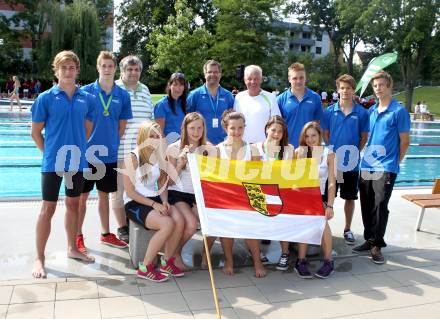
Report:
203,235,221,319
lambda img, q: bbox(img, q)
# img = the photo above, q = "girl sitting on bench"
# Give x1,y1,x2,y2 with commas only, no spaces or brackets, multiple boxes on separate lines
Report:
123,121,185,282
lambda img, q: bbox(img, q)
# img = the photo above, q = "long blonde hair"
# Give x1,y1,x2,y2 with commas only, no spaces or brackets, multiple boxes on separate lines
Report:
179,112,207,149
136,121,166,182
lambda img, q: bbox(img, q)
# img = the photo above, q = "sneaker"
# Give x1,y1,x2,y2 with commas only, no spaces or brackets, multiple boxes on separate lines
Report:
276,253,290,271
76,234,87,254
160,257,184,277
352,241,371,255
371,246,386,264
343,230,355,245
137,263,169,282
315,260,335,279
101,233,128,248
117,226,129,244
260,252,270,265
294,259,313,279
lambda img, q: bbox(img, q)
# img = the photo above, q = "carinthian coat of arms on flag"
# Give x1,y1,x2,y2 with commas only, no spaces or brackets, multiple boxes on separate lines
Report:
188,154,326,245
242,183,283,217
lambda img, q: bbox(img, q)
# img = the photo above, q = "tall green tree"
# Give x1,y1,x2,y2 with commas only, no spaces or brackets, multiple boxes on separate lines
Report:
39,0,102,81
211,0,284,79
116,0,214,65
147,0,213,83
360,0,439,110
0,15,24,77
336,0,370,76
117,0,174,62
5,0,53,74
287,0,345,79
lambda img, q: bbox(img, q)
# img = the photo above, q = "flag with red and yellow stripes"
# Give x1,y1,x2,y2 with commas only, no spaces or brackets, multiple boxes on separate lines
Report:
188,154,326,244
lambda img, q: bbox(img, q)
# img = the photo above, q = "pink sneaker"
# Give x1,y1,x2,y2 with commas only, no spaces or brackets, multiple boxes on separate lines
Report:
76,234,87,254
137,263,169,282
160,257,184,277
100,233,128,248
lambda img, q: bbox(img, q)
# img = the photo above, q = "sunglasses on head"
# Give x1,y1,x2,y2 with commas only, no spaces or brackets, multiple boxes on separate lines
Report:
171,72,185,79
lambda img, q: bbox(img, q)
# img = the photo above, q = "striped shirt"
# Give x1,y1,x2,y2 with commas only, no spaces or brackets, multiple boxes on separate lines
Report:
115,79,154,160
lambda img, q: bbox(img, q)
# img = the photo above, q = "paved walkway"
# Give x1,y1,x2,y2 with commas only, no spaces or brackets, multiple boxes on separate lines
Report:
0,189,440,318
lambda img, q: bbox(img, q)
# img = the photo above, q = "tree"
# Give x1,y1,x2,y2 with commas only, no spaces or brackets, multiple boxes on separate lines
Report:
0,15,24,77
147,0,213,83
360,0,440,110
287,0,345,79
116,0,214,66
210,0,284,80
336,0,370,76
5,0,53,75
38,0,102,81
117,0,174,62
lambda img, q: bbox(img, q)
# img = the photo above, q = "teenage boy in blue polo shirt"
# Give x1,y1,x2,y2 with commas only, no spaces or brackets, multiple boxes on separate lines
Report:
353,71,410,264
31,51,96,278
321,74,369,245
187,60,234,144
77,51,133,254
277,62,323,147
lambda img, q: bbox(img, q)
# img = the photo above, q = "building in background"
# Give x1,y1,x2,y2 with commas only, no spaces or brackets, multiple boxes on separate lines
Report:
276,21,331,59
0,0,114,59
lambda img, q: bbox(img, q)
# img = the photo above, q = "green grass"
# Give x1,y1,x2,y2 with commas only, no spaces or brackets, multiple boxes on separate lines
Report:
151,94,165,105
394,86,440,115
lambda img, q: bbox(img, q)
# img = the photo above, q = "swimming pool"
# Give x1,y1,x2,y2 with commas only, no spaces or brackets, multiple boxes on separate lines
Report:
0,112,439,198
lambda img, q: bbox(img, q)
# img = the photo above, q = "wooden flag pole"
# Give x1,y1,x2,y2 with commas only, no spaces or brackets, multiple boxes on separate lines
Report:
203,235,221,319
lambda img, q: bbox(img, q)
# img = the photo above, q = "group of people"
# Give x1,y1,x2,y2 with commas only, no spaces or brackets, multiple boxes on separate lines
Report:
414,101,431,120
30,50,410,285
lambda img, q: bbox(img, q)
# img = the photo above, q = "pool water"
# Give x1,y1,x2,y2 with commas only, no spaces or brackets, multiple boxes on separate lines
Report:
0,112,439,198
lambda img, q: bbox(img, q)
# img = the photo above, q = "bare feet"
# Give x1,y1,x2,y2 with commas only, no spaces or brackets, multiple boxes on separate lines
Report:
254,262,267,278
174,256,190,272
68,249,95,263
201,253,208,269
32,258,47,278
222,259,234,276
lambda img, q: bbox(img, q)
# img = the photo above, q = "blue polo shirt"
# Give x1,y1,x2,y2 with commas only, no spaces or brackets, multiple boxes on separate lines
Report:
31,85,95,172
277,87,323,147
361,99,410,174
321,102,369,171
82,80,132,163
187,84,234,144
154,96,185,142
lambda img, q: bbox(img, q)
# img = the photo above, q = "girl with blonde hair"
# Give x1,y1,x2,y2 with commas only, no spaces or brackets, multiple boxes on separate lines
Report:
123,121,185,282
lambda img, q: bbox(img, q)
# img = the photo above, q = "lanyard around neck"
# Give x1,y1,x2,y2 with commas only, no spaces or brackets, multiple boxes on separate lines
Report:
98,92,113,116
206,85,219,117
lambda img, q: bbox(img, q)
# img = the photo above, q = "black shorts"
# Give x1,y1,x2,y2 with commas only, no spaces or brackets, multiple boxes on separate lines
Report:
82,162,117,193
42,172,85,202
335,171,360,200
124,196,162,229
168,190,196,207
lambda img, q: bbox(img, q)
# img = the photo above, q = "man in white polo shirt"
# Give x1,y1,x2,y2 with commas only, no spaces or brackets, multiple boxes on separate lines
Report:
233,65,281,143
111,55,154,243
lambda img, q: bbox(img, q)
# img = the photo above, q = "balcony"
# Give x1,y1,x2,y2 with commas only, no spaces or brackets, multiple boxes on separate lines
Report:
290,38,315,46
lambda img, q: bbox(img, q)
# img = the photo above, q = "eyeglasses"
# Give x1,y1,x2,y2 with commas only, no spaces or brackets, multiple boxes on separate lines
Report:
171,72,185,79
